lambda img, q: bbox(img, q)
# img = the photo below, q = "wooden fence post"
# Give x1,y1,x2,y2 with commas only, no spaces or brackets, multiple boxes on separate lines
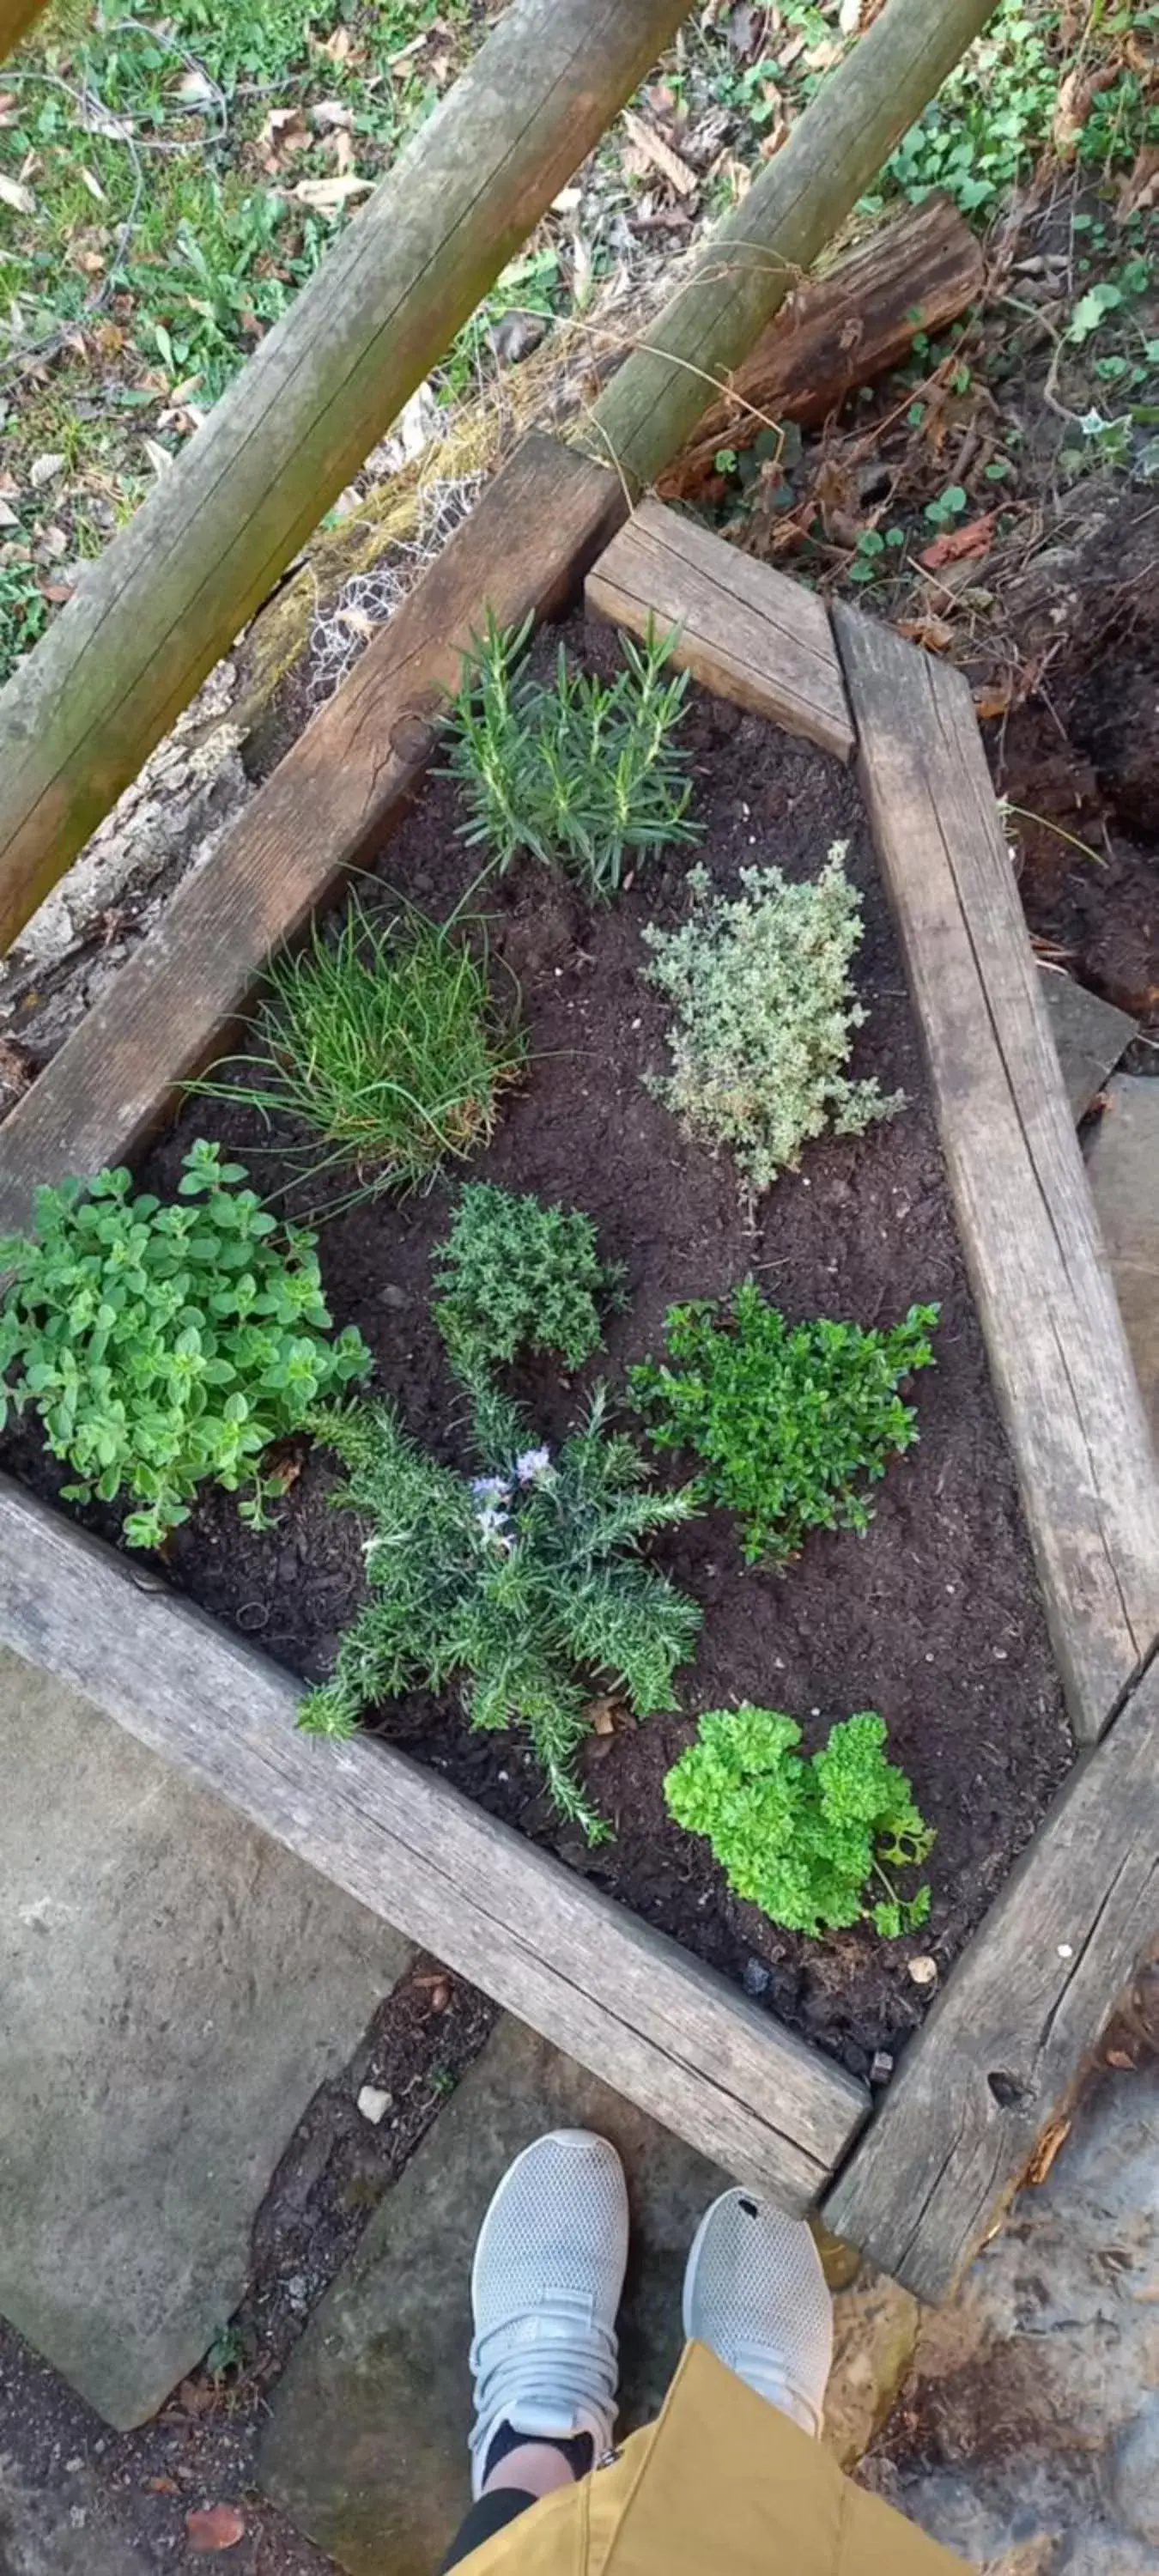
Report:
0,0,693,955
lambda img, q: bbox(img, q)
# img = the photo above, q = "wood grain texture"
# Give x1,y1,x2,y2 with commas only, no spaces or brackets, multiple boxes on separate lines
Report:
581,0,1000,496
823,1644,1159,2300
0,0,688,952
658,194,983,501
0,435,622,1241
0,1475,868,2203
586,500,853,760
834,603,1159,1743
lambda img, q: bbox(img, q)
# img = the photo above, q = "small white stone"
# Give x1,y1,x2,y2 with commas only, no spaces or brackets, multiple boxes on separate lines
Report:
357,2084,392,2125
1057,1943,1074,1960
907,1956,938,1988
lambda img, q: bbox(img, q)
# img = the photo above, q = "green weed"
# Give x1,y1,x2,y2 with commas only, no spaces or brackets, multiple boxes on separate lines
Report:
665,1704,934,1940
631,1282,938,1565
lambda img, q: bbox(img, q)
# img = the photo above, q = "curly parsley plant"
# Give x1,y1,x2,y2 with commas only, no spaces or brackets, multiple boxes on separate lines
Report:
631,1281,938,1564
433,1181,625,1382
300,1380,701,1840
0,1139,370,1548
641,845,902,1199
665,1705,934,1939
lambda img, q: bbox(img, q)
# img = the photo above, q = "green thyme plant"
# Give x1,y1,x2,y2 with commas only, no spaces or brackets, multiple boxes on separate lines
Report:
300,1379,701,1839
433,1181,625,1382
441,611,701,899
195,896,522,1209
0,1139,370,1548
665,1704,934,1939
641,844,902,1200
631,1282,938,1564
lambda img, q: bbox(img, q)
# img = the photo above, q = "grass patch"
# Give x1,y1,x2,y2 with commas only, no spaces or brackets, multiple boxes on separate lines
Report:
195,896,523,1209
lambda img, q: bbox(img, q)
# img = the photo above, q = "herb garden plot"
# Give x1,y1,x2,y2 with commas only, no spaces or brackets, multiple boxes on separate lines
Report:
2,457,1156,2299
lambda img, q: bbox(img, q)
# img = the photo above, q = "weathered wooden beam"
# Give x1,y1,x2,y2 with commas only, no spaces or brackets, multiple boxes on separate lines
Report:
0,0,692,956
833,602,1159,1743
0,1475,870,2203
581,0,999,496
823,1646,1159,2300
586,498,854,761
657,193,984,501
0,434,622,1239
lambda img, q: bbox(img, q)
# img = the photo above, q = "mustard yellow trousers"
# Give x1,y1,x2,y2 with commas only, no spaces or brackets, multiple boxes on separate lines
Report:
449,2342,967,2576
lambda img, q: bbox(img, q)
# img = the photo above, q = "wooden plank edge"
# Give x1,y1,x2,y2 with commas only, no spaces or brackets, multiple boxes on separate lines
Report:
586,509,855,764
0,1474,869,2203
0,433,626,1241
822,1638,1159,2300
833,599,1159,1741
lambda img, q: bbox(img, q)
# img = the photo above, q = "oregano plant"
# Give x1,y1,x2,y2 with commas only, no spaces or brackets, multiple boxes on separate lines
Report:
0,1139,370,1547
665,1704,934,1939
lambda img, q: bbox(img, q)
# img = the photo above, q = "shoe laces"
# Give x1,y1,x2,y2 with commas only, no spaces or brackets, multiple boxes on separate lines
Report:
470,2290,619,2446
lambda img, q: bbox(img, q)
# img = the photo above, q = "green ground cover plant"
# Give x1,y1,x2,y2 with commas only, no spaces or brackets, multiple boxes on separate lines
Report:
442,613,701,900
300,1380,701,1838
0,1139,369,1547
196,896,522,1210
631,1282,938,1564
640,846,901,1200
433,1181,625,1383
665,1704,934,1939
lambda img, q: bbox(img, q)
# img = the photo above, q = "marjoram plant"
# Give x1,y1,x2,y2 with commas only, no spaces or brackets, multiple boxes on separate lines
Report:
665,1704,934,1939
433,1180,625,1382
631,1281,938,1564
641,843,901,1199
441,610,701,899
0,1139,370,1547
300,1378,701,1839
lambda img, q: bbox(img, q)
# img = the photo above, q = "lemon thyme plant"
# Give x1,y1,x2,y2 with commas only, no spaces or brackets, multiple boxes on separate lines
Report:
300,1379,701,1839
0,1139,370,1548
640,844,902,1199
433,1180,625,1382
631,1283,938,1564
665,1705,934,1940
441,611,701,899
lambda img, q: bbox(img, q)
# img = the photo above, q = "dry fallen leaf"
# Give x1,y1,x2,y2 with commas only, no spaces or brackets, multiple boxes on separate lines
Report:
1117,145,1159,224
919,510,996,571
621,107,698,198
293,174,374,210
185,2504,246,2553
1053,66,1092,161
29,452,65,489
146,2476,180,2496
0,173,35,215
897,615,956,653
322,21,353,59
0,496,17,528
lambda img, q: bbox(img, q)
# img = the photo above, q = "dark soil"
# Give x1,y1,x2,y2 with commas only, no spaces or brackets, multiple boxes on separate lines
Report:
3,617,1074,2077
0,1959,494,2574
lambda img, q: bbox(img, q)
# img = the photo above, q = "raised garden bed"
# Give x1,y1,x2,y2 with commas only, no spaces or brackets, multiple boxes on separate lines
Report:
3,442,1158,2300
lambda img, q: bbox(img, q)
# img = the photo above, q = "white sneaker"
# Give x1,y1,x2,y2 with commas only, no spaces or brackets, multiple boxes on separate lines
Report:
469,2129,629,2499
683,2187,834,2437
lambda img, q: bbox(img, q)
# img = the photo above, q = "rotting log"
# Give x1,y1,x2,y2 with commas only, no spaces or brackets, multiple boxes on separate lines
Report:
0,0,694,957
657,192,984,501
580,0,999,497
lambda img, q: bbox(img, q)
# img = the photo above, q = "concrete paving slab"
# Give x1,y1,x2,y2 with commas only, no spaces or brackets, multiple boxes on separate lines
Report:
1084,1073,1159,1447
0,1647,411,2432
1039,969,1135,1124
259,2013,725,2576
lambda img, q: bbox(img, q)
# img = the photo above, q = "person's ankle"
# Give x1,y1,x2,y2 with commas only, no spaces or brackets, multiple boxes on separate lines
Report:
482,2437,588,2500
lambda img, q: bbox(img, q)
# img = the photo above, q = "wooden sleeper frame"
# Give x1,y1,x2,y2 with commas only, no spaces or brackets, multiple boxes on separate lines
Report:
3,437,1158,2300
